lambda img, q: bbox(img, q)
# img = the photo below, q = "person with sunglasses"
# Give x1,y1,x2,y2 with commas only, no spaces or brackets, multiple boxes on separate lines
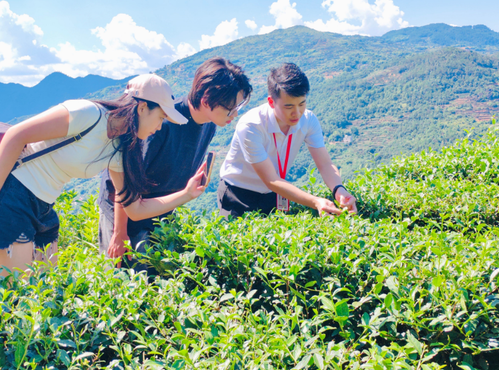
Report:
218,63,357,217
98,57,252,270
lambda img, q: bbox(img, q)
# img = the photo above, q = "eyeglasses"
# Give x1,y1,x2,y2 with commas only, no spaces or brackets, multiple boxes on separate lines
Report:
225,97,249,117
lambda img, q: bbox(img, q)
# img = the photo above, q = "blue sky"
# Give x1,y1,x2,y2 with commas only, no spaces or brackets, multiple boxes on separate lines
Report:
2,0,499,86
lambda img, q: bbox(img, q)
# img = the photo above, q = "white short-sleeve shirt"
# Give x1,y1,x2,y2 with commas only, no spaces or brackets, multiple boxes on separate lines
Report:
13,99,123,203
220,103,325,194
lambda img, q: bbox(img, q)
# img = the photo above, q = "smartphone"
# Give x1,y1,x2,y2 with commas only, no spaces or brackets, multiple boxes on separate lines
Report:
200,151,216,186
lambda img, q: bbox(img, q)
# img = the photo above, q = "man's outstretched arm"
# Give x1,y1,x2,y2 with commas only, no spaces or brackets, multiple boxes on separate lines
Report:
251,158,341,216
309,146,357,213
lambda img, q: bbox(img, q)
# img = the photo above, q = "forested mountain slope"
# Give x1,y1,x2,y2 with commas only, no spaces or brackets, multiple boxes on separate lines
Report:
382,23,499,52
73,26,499,206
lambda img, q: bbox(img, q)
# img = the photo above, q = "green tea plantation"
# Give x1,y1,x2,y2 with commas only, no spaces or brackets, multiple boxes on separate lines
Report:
1,125,498,369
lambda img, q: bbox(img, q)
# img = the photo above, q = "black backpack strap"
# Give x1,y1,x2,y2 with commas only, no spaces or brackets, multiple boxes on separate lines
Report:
13,106,103,171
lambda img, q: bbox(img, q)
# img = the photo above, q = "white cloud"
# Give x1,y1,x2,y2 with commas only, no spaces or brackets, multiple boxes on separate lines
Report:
93,14,175,55
199,18,239,50
259,0,303,35
245,20,258,30
305,0,409,36
51,13,179,80
0,1,42,38
270,0,303,28
0,2,196,86
80,14,178,77
259,25,278,35
176,42,197,59
0,1,59,85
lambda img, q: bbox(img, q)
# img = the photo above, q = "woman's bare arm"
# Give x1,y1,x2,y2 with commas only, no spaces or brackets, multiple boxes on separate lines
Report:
0,105,70,190
108,163,206,222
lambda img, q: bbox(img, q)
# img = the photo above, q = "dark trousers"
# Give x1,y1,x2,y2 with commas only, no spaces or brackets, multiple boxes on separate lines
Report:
217,179,277,218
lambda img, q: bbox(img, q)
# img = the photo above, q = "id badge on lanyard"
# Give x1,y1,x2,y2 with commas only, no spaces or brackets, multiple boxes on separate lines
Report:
277,193,290,211
273,133,293,212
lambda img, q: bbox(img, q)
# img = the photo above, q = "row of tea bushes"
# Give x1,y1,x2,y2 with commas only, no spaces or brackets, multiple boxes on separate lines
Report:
137,208,499,369
0,127,498,369
6,211,497,369
303,125,499,233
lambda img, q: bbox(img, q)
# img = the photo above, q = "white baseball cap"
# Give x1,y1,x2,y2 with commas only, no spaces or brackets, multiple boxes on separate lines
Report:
124,74,188,125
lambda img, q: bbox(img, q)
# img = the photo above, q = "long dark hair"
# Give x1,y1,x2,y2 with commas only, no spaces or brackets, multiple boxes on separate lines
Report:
94,94,158,207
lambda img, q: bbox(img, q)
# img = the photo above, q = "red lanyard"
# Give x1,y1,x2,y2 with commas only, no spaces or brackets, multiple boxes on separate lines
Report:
273,133,293,179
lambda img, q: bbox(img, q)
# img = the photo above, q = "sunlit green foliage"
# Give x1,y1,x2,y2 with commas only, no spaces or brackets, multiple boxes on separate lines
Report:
1,126,498,369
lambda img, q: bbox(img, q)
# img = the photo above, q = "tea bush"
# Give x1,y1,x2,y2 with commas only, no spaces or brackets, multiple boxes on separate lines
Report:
348,126,499,232
0,127,498,369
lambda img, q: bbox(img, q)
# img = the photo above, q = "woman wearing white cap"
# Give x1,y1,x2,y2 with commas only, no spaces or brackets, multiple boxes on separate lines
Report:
0,74,206,275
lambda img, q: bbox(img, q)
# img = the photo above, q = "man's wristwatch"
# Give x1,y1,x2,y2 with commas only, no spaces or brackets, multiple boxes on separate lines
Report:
332,184,346,202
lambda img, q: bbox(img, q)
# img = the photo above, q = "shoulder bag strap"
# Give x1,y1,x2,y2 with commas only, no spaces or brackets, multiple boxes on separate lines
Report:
12,106,103,171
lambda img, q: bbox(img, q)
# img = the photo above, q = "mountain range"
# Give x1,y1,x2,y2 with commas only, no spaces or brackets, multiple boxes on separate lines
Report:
4,23,499,211
0,73,132,124
382,23,499,51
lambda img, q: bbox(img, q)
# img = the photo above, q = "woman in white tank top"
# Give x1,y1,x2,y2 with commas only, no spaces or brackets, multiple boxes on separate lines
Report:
0,74,207,276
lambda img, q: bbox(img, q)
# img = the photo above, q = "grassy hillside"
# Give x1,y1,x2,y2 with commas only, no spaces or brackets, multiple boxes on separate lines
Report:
1,125,498,369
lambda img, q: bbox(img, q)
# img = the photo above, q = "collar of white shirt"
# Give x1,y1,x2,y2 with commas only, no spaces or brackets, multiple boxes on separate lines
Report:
267,106,306,136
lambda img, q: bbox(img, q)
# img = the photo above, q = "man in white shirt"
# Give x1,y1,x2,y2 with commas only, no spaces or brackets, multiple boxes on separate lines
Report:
218,63,357,217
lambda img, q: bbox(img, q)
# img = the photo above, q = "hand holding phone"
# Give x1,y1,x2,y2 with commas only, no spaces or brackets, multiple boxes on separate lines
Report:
200,151,216,186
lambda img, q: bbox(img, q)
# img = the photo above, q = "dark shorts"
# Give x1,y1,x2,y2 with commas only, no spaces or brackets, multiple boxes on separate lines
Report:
217,179,276,218
0,174,59,250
